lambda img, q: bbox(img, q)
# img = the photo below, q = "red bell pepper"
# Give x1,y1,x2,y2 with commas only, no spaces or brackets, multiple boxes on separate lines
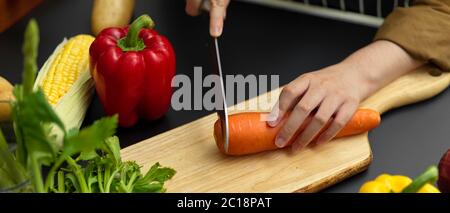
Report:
89,15,176,127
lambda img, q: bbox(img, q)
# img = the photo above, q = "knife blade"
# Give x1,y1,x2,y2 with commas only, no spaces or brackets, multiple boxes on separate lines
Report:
210,37,229,153
201,0,229,153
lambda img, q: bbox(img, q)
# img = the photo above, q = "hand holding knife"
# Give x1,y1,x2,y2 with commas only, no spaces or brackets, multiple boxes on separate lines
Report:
186,0,230,37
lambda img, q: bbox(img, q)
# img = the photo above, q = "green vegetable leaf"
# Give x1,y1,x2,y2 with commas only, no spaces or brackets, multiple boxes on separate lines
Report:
66,128,79,138
63,115,117,157
133,182,164,193
140,162,176,183
103,136,121,166
133,162,176,193
22,89,65,131
65,156,89,193
12,89,63,167
65,173,80,193
78,150,99,161
85,163,98,192
17,120,56,167
118,161,141,192
26,140,55,167
17,120,56,166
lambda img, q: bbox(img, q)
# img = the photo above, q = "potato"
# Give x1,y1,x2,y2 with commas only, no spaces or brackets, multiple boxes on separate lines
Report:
91,0,135,35
0,76,12,91
0,76,13,122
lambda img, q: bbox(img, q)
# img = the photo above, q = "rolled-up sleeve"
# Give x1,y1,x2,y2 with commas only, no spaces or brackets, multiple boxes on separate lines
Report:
374,0,450,71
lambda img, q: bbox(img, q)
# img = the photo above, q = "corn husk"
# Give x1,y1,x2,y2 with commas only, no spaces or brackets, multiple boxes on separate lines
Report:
34,35,95,142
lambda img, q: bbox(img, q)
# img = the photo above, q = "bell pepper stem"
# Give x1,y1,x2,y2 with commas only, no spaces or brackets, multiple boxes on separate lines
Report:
118,15,155,52
402,166,438,193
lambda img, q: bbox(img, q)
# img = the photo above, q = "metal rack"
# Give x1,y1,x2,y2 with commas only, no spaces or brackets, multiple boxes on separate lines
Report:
239,0,412,27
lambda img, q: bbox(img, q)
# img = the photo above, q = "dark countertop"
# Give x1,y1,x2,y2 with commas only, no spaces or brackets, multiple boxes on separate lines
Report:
1,0,449,193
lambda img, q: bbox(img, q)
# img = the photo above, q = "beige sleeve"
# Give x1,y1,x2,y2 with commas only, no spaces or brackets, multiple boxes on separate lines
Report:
374,0,450,71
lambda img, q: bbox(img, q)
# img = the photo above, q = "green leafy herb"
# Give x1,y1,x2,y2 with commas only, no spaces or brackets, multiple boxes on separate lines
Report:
63,115,117,157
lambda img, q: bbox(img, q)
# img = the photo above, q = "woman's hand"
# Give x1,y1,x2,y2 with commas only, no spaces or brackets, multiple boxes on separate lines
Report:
268,64,366,151
268,40,424,152
185,0,230,37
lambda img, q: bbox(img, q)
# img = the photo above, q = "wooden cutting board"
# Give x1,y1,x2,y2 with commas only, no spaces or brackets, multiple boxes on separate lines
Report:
121,66,450,192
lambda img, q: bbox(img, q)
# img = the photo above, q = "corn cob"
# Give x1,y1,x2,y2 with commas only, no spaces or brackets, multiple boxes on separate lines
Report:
34,34,95,133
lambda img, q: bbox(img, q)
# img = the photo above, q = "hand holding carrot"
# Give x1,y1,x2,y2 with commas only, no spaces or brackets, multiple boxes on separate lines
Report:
268,63,365,152
268,40,424,152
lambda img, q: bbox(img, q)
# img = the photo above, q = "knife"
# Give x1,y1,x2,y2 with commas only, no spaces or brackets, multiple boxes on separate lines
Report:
201,0,229,153
210,37,230,153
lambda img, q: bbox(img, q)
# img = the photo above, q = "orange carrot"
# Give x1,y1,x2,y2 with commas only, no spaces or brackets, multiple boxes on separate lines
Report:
213,108,381,156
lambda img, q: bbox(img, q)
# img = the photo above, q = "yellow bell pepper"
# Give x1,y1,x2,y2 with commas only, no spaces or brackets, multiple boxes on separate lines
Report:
359,166,440,193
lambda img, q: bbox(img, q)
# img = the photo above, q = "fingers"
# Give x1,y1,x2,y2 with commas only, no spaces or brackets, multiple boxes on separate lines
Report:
268,76,310,127
315,100,358,145
186,0,230,37
269,65,363,153
185,0,203,16
290,96,344,151
275,86,325,148
209,0,230,37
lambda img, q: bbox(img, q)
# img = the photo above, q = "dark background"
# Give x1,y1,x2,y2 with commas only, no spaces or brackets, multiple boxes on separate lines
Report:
0,0,449,193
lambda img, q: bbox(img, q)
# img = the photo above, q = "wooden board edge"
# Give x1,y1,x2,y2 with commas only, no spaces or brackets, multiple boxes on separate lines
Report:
295,149,373,193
